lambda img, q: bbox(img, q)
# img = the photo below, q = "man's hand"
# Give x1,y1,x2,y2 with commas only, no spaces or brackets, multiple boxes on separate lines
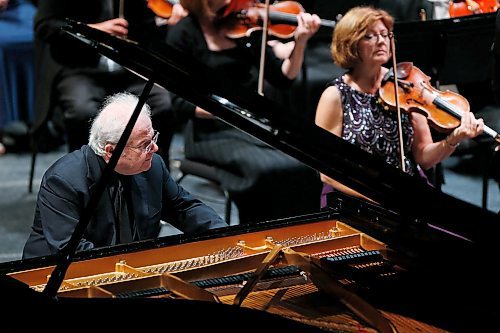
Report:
88,18,129,37
167,3,188,25
195,107,215,119
0,0,9,12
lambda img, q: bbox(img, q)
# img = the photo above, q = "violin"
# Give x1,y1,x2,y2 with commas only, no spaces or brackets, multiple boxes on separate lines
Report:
147,0,179,18
379,62,500,143
449,0,498,17
221,0,335,39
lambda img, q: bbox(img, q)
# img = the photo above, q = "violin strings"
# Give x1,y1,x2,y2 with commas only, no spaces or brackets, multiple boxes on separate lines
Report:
421,83,463,119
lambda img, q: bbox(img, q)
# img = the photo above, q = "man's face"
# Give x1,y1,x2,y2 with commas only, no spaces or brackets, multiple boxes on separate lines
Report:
106,117,159,175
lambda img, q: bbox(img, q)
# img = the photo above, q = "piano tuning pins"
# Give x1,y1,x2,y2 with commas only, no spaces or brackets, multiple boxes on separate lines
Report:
153,246,246,272
47,246,246,291
329,227,341,238
272,231,341,248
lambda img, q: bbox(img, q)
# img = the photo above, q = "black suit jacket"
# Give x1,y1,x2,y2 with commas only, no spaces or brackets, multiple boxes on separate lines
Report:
23,145,227,259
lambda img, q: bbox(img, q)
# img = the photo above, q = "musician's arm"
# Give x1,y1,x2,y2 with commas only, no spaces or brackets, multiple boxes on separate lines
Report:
411,111,484,170
315,86,375,202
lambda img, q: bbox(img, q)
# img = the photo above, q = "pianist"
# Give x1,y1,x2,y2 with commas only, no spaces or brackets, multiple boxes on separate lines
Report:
22,92,227,259
315,6,484,205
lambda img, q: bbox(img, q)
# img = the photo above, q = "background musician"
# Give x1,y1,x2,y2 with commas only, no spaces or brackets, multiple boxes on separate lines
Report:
32,0,175,164
165,0,323,224
315,6,485,205
0,0,36,156
23,92,227,259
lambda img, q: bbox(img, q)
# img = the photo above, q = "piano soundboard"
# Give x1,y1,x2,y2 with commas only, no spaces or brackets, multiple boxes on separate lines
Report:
7,217,447,332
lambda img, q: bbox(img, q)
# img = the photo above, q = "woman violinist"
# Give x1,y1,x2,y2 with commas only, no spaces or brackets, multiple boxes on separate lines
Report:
315,6,484,204
165,0,323,224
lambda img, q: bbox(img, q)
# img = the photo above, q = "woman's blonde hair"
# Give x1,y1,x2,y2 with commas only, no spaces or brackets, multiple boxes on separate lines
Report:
331,6,393,69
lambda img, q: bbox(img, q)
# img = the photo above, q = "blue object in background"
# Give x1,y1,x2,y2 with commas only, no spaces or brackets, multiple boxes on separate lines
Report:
0,0,36,128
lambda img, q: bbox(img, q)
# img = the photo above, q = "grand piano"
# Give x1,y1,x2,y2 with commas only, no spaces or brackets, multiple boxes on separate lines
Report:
1,13,500,332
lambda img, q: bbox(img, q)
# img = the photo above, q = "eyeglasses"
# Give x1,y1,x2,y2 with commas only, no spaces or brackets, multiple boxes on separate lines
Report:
363,31,393,43
126,130,159,154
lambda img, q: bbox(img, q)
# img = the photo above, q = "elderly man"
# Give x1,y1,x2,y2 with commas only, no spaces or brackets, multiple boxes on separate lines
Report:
23,92,227,259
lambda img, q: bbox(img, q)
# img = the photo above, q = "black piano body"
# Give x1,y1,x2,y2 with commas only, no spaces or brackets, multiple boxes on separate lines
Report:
1,13,500,332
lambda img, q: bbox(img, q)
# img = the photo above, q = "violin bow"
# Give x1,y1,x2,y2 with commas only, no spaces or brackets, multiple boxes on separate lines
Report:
257,0,271,96
119,0,125,19
390,35,406,173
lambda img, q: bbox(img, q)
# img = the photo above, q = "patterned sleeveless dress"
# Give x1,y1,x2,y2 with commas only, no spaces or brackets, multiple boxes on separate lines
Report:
320,75,420,207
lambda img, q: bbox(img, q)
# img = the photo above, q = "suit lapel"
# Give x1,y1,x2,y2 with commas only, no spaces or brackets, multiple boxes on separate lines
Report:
129,173,150,240
83,145,118,244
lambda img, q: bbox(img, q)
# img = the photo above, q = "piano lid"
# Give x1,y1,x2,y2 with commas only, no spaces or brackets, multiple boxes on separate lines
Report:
61,20,498,243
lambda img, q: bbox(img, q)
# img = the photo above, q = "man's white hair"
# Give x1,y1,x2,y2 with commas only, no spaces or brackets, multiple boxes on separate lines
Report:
89,92,152,156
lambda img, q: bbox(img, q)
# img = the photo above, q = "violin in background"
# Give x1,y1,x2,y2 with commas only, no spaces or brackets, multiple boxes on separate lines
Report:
147,0,335,39
220,0,336,39
147,0,189,25
449,0,498,17
147,0,179,19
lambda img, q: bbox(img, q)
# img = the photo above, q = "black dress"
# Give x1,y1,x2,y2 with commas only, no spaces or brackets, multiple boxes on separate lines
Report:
320,76,424,207
166,15,321,224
